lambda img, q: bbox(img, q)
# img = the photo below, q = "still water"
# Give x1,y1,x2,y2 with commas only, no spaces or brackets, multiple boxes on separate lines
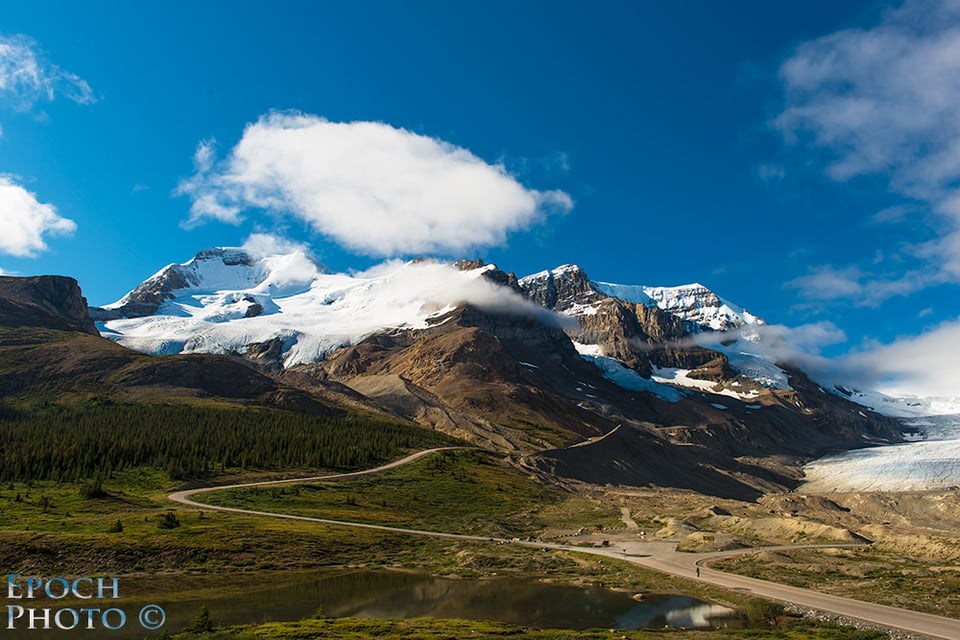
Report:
5,569,740,638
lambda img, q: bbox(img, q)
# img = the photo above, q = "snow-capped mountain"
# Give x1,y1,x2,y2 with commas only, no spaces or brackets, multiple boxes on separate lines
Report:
97,247,950,429
95,248,540,368
98,248,787,398
7,246,911,497
518,263,791,396
596,281,763,331
519,265,763,332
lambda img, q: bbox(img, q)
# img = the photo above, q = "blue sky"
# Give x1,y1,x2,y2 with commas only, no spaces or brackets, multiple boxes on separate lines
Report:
2,1,959,395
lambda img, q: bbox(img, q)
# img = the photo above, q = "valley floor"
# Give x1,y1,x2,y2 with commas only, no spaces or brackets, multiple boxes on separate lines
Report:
169,451,960,640
2,447,958,639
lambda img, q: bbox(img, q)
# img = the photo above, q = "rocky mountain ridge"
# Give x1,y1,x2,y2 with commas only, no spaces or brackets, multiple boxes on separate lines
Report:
5,248,909,499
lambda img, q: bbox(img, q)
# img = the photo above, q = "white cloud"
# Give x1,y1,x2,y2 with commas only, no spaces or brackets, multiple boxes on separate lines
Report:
871,204,918,225
177,112,573,256
0,176,77,257
786,264,939,307
691,320,960,400
776,0,960,301
786,265,865,302
240,232,310,258
690,321,847,380
637,315,960,398
349,260,569,328
0,34,95,111
842,317,960,397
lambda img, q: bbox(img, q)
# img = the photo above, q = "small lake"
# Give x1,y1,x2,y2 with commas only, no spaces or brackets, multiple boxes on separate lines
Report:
5,569,740,638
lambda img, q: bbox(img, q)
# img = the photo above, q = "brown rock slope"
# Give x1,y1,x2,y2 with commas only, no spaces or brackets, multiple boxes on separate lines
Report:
290,275,902,498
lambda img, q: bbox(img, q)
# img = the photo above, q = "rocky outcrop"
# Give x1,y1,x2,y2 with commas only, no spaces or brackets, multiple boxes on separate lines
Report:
242,337,288,370
454,259,523,293
519,265,605,311
0,275,98,335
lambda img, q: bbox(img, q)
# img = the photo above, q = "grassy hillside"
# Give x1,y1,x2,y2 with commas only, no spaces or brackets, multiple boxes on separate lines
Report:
204,449,619,537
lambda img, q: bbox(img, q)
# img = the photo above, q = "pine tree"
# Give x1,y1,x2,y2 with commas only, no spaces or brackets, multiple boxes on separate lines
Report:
183,604,214,633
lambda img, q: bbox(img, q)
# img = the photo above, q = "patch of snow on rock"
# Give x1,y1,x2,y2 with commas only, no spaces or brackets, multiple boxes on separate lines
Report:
651,366,760,401
571,342,687,402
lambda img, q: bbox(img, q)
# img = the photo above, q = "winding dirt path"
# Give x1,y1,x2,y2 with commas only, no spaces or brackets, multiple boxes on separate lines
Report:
169,448,960,640
619,506,639,530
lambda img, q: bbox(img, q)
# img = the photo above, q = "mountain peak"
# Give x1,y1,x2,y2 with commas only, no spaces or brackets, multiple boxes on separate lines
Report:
520,265,761,333
518,264,586,285
191,246,258,266
594,280,762,331
101,245,334,320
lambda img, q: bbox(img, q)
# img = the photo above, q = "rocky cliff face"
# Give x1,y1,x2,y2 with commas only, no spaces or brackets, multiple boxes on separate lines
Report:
519,265,605,311
0,276,98,335
518,265,730,373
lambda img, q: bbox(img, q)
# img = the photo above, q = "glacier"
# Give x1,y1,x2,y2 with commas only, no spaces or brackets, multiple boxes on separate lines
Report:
803,412,960,493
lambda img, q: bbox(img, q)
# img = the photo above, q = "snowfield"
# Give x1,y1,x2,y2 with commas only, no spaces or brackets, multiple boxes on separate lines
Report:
840,388,960,418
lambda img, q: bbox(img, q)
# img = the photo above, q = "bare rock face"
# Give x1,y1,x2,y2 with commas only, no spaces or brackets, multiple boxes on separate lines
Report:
313,306,620,452
243,295,264,318
519,264,605,311
519,265,728,374
243,337,288,369
113,266,194,318
0,275,99,335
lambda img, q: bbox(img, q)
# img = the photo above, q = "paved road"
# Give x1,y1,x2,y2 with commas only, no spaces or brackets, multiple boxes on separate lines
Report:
170,447,499,543
169,449,960,640
620,546,960,640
